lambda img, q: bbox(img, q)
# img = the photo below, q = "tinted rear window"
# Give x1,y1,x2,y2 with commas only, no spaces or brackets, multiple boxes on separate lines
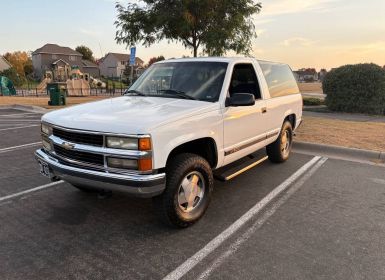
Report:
258,61,299,98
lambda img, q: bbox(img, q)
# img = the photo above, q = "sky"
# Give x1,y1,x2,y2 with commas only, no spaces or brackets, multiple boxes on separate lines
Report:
0,0,384,70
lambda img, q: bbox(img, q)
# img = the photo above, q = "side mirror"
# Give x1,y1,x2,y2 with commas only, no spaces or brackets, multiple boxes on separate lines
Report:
226,93,255,107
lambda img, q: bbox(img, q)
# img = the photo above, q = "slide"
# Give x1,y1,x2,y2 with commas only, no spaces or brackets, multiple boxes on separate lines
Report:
36,78,51,92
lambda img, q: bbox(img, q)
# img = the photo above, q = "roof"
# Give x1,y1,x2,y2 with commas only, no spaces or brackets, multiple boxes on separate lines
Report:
157,57,248,64
52,59,69,65
81,60,98,68
105,53,144,64
33,44,82,56
108,52,130,61
0,56,12,70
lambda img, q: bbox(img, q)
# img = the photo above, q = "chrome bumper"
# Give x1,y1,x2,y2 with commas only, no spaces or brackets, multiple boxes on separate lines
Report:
35,149,166,198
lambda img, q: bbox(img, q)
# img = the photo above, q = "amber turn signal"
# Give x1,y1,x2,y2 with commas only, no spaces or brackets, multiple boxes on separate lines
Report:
138,158,153,171
139,138,152,151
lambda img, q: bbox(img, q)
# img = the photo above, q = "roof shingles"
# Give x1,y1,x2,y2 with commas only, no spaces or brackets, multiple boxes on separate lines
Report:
33,44,82,56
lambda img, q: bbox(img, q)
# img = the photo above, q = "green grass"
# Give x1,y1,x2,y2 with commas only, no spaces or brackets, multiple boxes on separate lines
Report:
19,80,39,89
102,79,128,88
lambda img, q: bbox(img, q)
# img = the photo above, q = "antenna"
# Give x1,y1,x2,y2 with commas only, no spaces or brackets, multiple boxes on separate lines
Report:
98,43,104,58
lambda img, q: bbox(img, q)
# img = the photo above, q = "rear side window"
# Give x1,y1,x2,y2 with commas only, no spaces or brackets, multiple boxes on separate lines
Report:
259,61,299,98
229,64,261,99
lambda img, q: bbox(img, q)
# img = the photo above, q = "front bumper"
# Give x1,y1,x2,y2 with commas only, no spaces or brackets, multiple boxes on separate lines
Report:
35,148,166,198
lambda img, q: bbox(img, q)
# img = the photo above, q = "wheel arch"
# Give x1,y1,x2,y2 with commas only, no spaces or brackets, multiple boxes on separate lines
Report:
284,112,296,129
166,137,219,169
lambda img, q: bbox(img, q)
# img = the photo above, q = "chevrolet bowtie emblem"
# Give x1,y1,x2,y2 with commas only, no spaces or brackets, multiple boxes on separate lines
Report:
62,142,75,150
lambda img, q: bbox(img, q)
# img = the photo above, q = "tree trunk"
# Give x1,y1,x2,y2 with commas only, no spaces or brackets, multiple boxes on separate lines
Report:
193,46,198,57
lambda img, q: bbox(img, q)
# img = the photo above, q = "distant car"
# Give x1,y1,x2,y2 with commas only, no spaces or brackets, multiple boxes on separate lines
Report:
35,57,302,228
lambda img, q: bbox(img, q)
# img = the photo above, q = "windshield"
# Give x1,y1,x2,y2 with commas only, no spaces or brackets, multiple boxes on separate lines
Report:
128,61,228,102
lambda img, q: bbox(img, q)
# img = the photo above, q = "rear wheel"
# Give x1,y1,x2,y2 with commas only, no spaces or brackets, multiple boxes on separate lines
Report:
266,120,293,163
154,153,214,228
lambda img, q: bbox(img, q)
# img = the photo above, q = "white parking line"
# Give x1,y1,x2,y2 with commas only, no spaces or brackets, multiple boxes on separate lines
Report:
0,119,41,122
0,181,64,203
0,112,40,117
0,125,39,131
163,156,322,280
197,157,328,280
371,178,385,185
0,142,41,153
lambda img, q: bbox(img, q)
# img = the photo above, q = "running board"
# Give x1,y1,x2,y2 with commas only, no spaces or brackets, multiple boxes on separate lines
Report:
214,154,269,181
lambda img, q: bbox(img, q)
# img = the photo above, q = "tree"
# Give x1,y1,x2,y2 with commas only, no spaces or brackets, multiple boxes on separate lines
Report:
75,45,95,61
23,61,34,77
115,0,262,57
147,55,165,66
3,51,31,78
0,68,25,87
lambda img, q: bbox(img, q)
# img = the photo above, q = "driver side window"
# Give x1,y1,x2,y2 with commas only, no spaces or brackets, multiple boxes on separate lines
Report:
229,64,261,100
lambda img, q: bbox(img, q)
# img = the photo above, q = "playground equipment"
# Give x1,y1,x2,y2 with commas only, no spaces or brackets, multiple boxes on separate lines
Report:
37,77,52,92
36,72,53,93
66,67,91,96
66,78,90,96
0,76,16,96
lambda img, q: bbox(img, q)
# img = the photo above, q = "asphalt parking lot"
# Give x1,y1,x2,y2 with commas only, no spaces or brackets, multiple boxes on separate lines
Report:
0,107,384,280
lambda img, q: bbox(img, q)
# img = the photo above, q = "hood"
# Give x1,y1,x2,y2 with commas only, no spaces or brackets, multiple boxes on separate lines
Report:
42,96,219,134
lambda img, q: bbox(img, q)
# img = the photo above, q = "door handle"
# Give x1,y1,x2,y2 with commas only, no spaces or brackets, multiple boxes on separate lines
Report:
261,107,267,114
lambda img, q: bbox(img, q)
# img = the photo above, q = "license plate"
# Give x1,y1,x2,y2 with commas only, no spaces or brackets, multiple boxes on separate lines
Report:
38,159,51,178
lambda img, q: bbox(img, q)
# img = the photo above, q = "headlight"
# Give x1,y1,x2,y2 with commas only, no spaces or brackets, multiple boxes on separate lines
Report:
107,157,138,169
42,137,52,151
41,123,52,135
106,137,138,150
106,137,152,150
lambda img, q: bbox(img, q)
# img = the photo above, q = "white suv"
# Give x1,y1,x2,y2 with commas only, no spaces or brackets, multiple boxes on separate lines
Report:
35,57,302,228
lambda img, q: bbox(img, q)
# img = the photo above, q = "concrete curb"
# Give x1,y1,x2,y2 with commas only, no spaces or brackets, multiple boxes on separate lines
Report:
0,104,49,114
293,141,385,166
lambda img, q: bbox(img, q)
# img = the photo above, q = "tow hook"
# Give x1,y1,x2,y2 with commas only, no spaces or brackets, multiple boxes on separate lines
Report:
51,176,61,182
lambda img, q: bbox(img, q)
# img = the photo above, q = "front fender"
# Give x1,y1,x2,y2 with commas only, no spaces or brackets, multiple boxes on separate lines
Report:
150,110,223,169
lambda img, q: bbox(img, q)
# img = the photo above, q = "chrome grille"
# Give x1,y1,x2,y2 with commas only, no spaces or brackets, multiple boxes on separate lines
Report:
54,144,104,166
52,127,103,147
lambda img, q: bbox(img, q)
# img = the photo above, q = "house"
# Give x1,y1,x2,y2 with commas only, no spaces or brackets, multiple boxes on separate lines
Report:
32,44,100,81
318,69,328,82
293,68,318,82
99,53,144,78
80,59,100,78
0,56,11,72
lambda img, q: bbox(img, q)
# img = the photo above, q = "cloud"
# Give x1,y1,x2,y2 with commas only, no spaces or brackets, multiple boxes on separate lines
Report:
281,37,316,47
79,28,101,37
261,0,339,17
256,29,266,36
253,48,265,55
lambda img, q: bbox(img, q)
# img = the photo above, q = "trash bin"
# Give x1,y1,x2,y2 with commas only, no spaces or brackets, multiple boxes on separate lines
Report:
47,83,67,106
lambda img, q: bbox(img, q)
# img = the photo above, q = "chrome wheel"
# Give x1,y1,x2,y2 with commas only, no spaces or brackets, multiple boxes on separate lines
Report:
281,129,291,157
177,171,205,213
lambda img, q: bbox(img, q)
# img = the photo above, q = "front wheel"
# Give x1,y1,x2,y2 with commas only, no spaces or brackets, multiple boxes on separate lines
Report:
153,153,214,228
266,120,293,163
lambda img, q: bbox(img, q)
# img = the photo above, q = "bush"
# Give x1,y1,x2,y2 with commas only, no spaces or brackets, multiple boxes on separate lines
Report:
303,97,324,106
323,63,385,115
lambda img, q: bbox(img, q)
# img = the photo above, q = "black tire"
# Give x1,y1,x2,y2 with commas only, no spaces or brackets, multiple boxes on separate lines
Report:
153,153,214,228
266,120,293,163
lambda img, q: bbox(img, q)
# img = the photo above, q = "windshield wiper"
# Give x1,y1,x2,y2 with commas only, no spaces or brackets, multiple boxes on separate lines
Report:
124,89,147,97
157,89,197,100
